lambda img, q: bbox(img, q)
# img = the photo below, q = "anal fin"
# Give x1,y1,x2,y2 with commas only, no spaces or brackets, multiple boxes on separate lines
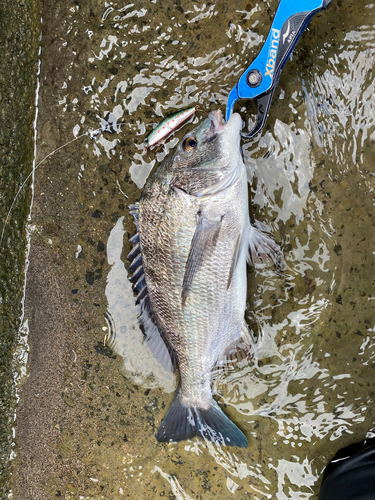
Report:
216,322,254,373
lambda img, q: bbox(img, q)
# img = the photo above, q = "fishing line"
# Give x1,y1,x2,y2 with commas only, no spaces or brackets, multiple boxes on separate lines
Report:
1,107,207,247
0,123,130,248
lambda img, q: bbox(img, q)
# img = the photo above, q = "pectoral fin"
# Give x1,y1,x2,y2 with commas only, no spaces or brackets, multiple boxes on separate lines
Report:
182,211,223,307
227,232,247,290
247,224,281,267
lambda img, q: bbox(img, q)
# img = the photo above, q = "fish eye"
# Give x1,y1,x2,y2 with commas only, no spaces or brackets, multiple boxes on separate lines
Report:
182,136,197,152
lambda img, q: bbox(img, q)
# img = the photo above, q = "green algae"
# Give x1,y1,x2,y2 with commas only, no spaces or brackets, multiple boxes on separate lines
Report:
0,0,41,496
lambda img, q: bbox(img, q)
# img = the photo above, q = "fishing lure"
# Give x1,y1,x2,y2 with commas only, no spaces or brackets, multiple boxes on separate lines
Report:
144,105,199,149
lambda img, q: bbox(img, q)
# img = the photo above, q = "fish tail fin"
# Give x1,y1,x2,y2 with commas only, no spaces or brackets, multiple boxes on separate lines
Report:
156,391,248,448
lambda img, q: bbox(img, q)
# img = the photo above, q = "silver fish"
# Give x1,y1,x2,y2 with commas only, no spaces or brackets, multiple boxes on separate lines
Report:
128,110,280,447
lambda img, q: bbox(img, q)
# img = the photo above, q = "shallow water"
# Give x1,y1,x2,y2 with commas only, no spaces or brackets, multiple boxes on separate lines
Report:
9,0,375,498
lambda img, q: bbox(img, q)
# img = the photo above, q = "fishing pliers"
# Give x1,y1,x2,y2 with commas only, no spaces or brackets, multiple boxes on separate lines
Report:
226,0,335,138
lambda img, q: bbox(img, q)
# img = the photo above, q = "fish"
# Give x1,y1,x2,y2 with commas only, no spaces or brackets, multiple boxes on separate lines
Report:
128,109,280,447
143,105,199,149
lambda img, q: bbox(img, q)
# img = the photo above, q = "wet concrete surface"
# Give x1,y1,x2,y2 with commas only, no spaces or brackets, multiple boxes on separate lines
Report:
2,0,375,498
13,242,157,499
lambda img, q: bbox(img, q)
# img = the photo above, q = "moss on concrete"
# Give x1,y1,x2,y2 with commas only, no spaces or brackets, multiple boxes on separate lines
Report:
0,0,41,496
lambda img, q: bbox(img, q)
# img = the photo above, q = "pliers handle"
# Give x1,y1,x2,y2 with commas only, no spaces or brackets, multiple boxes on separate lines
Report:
226,0,334,137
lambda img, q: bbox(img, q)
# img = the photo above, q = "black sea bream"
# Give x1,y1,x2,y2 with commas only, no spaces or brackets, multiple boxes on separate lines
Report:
128,110,280,447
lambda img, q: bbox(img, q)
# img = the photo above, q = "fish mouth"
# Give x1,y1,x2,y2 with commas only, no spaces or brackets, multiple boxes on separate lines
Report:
208,109,243,136
209,109,226,129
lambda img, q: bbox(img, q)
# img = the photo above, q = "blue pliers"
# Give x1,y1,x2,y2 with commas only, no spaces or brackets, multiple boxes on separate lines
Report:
226,0,335,138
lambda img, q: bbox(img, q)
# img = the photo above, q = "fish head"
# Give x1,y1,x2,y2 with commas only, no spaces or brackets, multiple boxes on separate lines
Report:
171,110,244,197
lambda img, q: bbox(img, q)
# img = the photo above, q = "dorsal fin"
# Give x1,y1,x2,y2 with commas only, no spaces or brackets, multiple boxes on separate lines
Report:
129,233,139,245
127,204,144,284
129,253,142,274
135,285,148,305
133,274,146,293
127,241,141,261
129,202,139,230
127,203,177,372
129,264,143,284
